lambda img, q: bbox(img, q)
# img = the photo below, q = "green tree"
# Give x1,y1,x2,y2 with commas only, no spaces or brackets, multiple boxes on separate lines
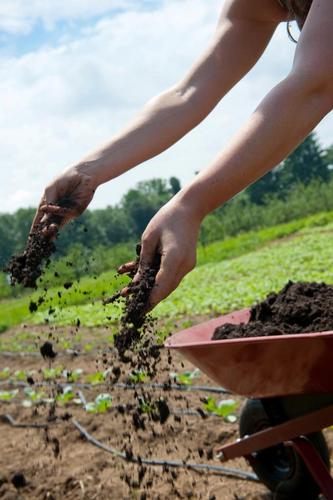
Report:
169,176,181,195
278,132,329,190
121,178,172,237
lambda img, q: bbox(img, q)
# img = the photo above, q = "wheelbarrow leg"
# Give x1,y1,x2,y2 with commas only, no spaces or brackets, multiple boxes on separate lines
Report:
217,403,333,459
287,436,333,500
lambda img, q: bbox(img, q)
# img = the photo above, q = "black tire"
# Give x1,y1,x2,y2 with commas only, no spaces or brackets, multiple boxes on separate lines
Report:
239,399,330,500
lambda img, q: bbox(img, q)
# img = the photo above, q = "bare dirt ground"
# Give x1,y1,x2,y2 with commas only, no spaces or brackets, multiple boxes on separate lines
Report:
0,323,332,500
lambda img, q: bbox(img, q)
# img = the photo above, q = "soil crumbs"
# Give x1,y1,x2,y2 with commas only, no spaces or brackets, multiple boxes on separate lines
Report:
213,281,333,340
0,344,273,500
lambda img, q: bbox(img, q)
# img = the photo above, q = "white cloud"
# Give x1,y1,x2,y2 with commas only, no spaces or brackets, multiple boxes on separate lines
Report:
0,0,331,213
0,0,145,34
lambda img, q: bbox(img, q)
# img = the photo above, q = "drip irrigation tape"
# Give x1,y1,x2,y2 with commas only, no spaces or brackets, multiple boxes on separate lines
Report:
0,350,84,358
0,380,230,394
72,419,258,482
0,413,48,429
0,398,231,419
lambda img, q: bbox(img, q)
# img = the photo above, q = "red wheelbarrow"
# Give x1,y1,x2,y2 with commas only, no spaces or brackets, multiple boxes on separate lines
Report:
165,308,333,499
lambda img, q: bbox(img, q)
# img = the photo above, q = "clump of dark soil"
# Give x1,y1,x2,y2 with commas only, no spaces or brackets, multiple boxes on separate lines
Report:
11,472,27,489
213,281,333,340
109,245,161,367
4,198,75,288
40,341,57,360
4,223,56,288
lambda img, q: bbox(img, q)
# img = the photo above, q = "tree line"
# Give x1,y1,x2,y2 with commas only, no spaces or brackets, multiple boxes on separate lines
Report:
0,133,332,271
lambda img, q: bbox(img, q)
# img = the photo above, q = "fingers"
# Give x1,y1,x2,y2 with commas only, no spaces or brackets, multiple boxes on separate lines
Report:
40,204,70,217
30,184,63,237
30,196,47,235
117,261,137,275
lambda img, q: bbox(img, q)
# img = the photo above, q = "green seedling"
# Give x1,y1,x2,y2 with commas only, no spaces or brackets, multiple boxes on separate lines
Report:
86,368,111,385
23,387,47,403
170,368,201,386
61,340,72,350
0,367,10,380
203,397,239,422
63,368,83,383
13,370,27,381
22,387,53,407
128,370,147,384
85,393,112,414
138,395,154,415
84,343,94,352
56,385,75,405
0,389,18,401
43,366,63,380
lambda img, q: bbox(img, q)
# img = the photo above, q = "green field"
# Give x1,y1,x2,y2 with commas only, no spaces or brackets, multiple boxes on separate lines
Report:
1,211,333,333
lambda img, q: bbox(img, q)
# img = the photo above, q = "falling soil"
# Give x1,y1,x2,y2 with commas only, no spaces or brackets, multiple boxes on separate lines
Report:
4,223,56,288
4,198,75,288
106,244,162,375
40,341,57,360
213,281,333,340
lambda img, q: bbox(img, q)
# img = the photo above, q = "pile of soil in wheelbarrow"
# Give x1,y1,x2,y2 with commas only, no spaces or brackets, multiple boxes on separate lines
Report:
213,281,333,340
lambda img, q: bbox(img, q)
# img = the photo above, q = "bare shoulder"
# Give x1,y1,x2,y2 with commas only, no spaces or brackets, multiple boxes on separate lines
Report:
219,0,290,24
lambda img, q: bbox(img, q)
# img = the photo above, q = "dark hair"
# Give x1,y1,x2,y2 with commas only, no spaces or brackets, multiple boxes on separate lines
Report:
286,0,313,43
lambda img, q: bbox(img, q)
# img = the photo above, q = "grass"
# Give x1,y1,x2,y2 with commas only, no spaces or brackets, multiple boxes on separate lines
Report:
197,210,333,265
0,270,129,331
31,226,333,327
1,209,333,330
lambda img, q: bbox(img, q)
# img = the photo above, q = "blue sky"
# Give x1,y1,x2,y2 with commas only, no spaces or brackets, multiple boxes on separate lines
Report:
0,0,332,213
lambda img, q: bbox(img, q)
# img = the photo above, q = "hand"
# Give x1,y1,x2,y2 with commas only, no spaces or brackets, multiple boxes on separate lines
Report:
118,196,202,309
31,166,97,237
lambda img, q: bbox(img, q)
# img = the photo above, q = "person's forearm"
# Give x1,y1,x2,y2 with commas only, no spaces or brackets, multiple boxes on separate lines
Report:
78,86,217,186
178,74,333,220
73,13,276,187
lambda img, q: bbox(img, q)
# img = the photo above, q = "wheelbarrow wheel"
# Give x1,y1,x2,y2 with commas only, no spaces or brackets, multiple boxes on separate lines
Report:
239,399,330,499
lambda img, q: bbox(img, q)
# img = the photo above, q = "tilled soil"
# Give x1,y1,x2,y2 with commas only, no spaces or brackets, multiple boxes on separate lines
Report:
0,343,273,500
213,281,333,340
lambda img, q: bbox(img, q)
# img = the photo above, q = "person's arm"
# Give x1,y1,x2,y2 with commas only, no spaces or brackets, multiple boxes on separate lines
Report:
80,0,283,186
134,0,333,308
33,0,284,230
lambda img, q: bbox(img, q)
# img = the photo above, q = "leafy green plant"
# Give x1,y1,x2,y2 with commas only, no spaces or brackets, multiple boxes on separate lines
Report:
0,389,18,401
13,370,27,381
0,367,10,380
85,393,112,413
23,387,47,403
86,368,111,385
203,397,239,422
42,366,63,380
137,395,154,415
63,368,83,383
128,370,147,384
170,368,201,386
56,385,76,405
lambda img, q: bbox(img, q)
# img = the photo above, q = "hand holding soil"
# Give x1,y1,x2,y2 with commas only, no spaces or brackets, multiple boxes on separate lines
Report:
5,167,97,288
119,197,201,309
31,166,97,237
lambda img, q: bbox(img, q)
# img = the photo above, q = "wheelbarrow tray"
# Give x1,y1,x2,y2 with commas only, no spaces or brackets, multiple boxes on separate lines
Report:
165,308,333,398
